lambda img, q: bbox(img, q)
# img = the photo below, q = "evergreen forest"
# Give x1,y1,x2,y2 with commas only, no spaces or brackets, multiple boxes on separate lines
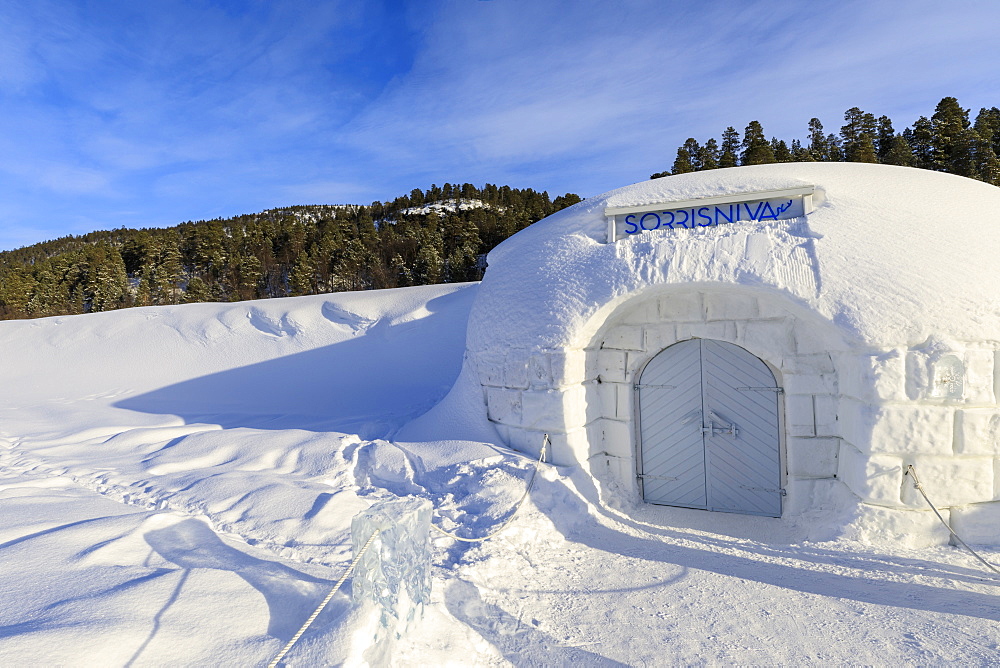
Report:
651,96,1000,185
2,96,997,321
0,185,581,320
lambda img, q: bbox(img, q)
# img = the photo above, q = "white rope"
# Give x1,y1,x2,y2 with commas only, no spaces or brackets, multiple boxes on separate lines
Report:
270,433,549,663
905,464,1000,578
430,434,549,543
267,528,381,668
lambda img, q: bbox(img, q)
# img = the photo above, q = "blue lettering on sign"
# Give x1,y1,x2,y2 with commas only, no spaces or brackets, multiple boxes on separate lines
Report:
639,212,660,230
621,199,797,235
716,204,735,225
697,207,712,226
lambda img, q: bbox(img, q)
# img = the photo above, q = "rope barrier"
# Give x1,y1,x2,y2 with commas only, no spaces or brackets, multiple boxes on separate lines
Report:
269,433,549,664
430,433,549,543
904,464,1000,578
267,528,381,668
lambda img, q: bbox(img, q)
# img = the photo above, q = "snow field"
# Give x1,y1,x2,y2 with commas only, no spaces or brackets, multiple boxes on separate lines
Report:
1,234,999,663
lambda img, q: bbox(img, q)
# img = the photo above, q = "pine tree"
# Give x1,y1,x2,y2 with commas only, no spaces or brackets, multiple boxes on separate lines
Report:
950,127,981,179
876,115,896,162
445,217,481,282
0,268,36,317
851,133,878,163
139,237,185,305
975,139,1000,185
683,138,703,170
356,211,378,245
719,127,740,167
699,138,720,170
741,121,774,165
289,251,316,296
841,107,877,162
791,139,813,161
413,225,444,285
86,244,128,312
552,193,582,210
188,220,227,282
807,118,829,161
184,276,212,303
884,135,915,166
771,138,792,162
931,96,972,173
671,144,696,174
231,252,263,300
975,107,1000,157
826,133,843,162
907,117,935,169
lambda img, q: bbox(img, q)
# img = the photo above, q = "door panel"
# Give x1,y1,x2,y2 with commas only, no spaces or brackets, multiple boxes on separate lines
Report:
637,339,783,517
637,339,706,508
701,340,782,517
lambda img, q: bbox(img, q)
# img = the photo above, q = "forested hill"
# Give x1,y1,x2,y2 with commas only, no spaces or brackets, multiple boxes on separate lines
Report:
652,96,1000,185
6,96,995,321
0,184,581,320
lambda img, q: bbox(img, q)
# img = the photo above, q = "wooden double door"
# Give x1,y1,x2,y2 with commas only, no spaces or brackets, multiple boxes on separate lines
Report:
636,339,783,517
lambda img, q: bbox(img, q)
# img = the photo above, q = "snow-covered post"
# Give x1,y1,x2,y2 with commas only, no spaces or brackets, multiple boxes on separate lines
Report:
351,496,432,656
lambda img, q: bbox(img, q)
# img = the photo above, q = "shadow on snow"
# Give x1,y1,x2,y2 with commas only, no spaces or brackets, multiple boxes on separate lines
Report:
114,289,472,438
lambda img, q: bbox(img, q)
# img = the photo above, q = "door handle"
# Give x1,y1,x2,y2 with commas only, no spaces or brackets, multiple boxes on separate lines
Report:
702,418,739,438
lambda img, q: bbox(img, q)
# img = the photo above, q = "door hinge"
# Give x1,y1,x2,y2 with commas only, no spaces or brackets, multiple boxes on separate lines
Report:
737,386,784,393
638,474,680,482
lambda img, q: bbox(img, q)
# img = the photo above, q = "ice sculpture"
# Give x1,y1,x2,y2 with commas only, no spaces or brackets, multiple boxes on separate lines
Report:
930,354,964,400
351,496,432,656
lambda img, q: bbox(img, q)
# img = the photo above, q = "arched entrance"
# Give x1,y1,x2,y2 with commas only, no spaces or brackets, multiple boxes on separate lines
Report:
636,338,783,517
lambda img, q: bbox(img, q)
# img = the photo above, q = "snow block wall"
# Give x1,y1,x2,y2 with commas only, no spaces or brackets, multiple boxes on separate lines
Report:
462,163,1000,545
584,288,844,506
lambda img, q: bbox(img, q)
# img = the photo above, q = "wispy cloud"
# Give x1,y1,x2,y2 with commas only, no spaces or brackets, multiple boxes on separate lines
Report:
340,0,1000,195
0,0,998,251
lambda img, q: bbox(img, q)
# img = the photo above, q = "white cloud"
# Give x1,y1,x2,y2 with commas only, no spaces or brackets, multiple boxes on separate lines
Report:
38,165,113,196
337,0,1000,195
2,0,1000,250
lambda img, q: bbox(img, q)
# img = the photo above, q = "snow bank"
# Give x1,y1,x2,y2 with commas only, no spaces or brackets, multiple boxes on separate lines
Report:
0,282,534,664
0,283,477,436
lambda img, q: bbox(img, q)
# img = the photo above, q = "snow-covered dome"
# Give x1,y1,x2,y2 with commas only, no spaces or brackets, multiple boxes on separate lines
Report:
454,163,1000,546
471,162,1000,353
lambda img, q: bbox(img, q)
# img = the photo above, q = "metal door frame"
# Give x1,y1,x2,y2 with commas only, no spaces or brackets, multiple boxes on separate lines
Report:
633,337,786,516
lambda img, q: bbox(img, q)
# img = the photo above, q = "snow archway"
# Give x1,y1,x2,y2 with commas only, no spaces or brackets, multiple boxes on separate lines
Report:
580,285,848,518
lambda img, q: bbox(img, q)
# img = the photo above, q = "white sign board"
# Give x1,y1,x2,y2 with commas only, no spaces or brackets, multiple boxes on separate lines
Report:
604,186,815,243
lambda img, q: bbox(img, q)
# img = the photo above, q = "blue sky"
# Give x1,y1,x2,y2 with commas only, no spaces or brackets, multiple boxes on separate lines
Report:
1,0,999,251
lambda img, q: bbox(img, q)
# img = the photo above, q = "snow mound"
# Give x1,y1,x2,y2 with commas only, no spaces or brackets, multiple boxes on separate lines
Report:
471,163,1000,352
0,283,477,436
